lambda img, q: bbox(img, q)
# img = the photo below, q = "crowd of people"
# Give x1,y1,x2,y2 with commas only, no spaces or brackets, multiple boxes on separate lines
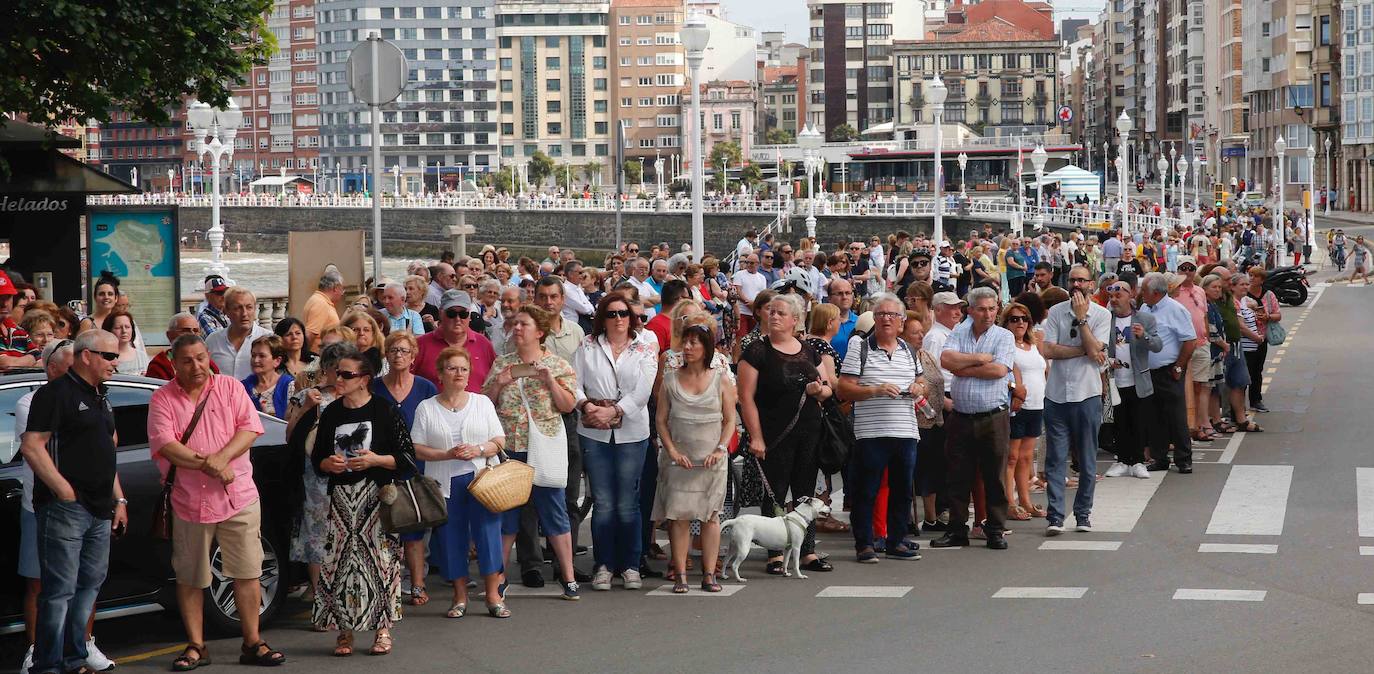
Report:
7,206,1317,673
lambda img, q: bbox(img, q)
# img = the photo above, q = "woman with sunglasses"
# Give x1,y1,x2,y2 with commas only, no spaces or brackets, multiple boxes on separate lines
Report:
1000,303,1047,521
371,330,438,607
571,294,658,591
311,346,414,656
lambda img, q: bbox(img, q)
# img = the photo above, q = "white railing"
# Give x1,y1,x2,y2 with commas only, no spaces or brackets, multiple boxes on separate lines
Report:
751,133,1077,163
87,192,794,215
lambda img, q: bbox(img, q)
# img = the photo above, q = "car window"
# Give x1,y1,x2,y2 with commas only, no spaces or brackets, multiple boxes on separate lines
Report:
107,384,155,450
0,385,39,464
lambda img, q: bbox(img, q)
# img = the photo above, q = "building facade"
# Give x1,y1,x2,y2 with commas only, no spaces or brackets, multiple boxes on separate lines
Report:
609,0,684,182
1244,0,1318,202
680,80,755,190
806,0,923,137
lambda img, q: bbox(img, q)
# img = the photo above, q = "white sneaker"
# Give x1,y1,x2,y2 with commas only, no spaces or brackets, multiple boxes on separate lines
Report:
1131,463,1152,479
1045,523,1065,536
591,566,613,591
21,644,33,674
621,568,643,590
1104,462,1130,478
85,637,115,672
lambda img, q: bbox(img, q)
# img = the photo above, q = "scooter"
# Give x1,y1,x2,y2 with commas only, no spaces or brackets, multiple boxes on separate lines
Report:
1264,264,1309,306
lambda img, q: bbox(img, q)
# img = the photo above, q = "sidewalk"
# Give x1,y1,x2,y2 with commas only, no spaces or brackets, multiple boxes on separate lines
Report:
1318,210,1374,227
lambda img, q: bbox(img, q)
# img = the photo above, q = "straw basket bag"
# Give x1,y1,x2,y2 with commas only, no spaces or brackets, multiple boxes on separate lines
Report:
468,451,534,513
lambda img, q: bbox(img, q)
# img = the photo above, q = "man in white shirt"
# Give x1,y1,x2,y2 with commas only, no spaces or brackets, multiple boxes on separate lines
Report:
625,258,660,319
799,249,827,302
934,242,957,286
734,230,758,272
560,260,596,329
731,253,767,337
922,292,964,391
205,287,272,379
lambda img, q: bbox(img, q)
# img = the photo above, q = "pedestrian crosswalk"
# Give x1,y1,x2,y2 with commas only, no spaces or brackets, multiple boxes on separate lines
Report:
1205,465,1293,535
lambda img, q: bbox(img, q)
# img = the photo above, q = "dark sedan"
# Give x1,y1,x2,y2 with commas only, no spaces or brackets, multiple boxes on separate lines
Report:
1,372,302,635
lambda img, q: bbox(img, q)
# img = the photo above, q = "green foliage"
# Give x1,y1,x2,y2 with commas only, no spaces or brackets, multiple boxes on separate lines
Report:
710,141,743,191
526,151,555,188
1,0,275,129
486,166,514,194
830,123,859,142
621,159,643,187
765,127,796,145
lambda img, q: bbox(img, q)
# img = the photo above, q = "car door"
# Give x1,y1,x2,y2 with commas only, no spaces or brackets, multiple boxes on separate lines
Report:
0,382,40,629
98,383,169,608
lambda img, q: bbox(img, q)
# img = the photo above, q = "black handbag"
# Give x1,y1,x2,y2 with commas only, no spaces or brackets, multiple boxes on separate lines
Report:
816,397,853,475
378,450,448,535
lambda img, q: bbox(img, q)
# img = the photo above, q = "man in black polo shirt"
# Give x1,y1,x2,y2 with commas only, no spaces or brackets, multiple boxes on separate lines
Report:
21,329,125,674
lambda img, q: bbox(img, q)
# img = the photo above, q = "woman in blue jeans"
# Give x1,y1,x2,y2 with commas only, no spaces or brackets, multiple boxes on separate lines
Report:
571,293,658,591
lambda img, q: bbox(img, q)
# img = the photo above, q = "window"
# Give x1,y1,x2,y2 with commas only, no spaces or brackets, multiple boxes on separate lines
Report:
500,57,513,70
547,100,562,113
595,121,608,134
730,111,740,129
546,57,561,70
619,15,630,24
712,113,722,130
545,36,559,48
594,100,607,113
621,97,633,107
547,79,561,91
1320,15,1331,45
1320,72,1332,107
1288,84,1313,108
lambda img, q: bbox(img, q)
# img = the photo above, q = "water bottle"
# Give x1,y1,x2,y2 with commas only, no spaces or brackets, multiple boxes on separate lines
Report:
915,395,938,420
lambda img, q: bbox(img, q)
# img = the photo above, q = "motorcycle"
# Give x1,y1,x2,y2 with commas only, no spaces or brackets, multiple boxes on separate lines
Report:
1264,264,1309,306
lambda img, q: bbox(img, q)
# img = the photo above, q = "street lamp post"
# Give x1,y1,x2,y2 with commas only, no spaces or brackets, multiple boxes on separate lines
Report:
1177,154,1189,217
1116,111,1132,236
1307,143,1318,258
1156,154,1168,222
682,12,710,257
798,124,823,239
1275,135,1287,266
1325,135,1333,215
928,75,948,242
957,151,968,201
167,169,174,195
186,99,242,283
1031,145,1047,231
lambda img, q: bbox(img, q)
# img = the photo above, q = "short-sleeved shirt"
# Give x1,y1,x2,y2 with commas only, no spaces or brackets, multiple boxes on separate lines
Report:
25,372,117,518
371,375,438,427
840,335,922,440
1142,295,1198,369
485,351,576,452
1042,300,1111,404
1102,237,1124,259
384,308,426,336
414,329,497,392
205,324,273,380
941,321,1016,414
148,374,265,524
830,310,858,360
732,270,768,315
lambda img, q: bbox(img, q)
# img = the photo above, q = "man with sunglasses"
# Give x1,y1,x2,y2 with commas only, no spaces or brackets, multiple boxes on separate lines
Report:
758,250,779,285
734,230,757,271
22,330,128,674
1039,265,1111,535
413,289,496,391
1102,278,1161,480
425,262,458,307
1170,256,1210,433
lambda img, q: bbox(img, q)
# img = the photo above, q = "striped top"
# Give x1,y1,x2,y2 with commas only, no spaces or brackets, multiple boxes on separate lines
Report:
840,335,922,440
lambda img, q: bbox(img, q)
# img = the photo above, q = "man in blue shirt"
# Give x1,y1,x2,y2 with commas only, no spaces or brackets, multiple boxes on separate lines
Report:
827,278,859,360
1140,272,1198,473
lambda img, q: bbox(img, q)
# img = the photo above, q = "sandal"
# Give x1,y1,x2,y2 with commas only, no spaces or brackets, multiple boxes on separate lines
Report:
701,574,722,592
1241,422,1264,433
765,560,785,575
1027,504,1047,518
673,580,690,594
368,632,392,656
1008,505,1032,521
239,641,285,667
172,643,210,670
486,602,512,618
649,543,669,560
1213,420,1237,434
407,585,429,606
801,557,833,572
815,515,851,533
445,601,466,618
333,632,353,658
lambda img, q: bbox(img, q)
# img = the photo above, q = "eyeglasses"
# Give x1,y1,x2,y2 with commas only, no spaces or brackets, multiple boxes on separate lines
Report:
86,350,120,362
605,309,633,319
1070,277,1094,285
462,283,478,290
1006,315,1031,324
441,365,468,374
874,311,902,320
386,347,414,356
628,247,639,253
1107,285,1131,294
1179,265,1197,271
914,260,930,268
780,249,793,254
445,307,471,320
336,370,367,380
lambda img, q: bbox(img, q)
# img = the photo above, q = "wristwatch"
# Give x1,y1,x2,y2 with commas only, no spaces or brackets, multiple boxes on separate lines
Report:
1071,317,1088,327
715,444,729,453
115,498,128,506
1172,365,1184,374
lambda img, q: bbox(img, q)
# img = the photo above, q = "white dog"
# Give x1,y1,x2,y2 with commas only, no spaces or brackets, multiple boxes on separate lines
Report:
719,496,831,582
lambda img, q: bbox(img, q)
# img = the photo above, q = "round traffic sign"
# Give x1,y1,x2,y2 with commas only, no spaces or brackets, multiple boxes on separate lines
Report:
348,36,407,105
1057,106,1073,123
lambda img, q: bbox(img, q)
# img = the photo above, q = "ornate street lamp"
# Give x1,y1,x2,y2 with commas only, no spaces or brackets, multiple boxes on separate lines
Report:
1275,135,1288,266
957,151,969,201
186,98,243,283
682,12,710,257
798,124,824,239
1116,111,1132,236
1031,144,1048,231
928,75,948,242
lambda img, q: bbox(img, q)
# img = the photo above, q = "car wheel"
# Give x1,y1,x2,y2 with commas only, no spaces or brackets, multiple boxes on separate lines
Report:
202,533,285,635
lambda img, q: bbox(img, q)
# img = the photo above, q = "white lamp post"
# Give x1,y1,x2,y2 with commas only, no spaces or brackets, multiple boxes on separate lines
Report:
1325,135,1333,215
186,98,242,283
1176,154,1189,216
1168,142,1178,209
682,12,710,257
167,169,175,195
1307,142,1318,256
1275,135,1287,266
928,75,948,242
1030,144,1047,231
957,151,969,200
798,124,823,239
1116,111,1132,236
1156,154,1168,222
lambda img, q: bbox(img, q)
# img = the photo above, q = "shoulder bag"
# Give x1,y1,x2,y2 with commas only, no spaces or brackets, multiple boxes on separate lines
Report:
468,450,534,513
151,391,211,541
379,449,449,535
519,378,569,488
1263,292,1286,346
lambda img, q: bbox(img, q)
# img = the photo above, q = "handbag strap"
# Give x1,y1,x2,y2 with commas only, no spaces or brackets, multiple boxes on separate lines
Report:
164,384,212,488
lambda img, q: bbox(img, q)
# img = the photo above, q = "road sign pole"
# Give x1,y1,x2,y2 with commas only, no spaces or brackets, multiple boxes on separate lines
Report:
370,37,383,281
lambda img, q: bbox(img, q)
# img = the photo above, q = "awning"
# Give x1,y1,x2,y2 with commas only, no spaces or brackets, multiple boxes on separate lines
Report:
0,121,137,195
1029,164,1101,202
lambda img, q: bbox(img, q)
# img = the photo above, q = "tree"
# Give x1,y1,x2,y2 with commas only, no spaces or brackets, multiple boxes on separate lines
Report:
2,0,275,131
621,159,642,188
581,161,603,190
554,162,578,193
482,166,514,194
740,162,763,193
709,141,743,192
526,151,555,189
765,127,796,145
830,123,859,142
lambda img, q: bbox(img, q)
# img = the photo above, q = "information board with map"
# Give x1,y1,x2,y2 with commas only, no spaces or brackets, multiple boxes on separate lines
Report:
86,207,180,346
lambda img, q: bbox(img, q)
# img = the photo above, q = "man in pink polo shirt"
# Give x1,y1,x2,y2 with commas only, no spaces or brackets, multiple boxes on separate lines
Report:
414,289,496,391
147,334,284,670
1170,256,1210,436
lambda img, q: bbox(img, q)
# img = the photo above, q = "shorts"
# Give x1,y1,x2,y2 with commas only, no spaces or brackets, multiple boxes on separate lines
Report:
499,452,571,537
1009,408,1044,439
172,499,264,589
736,313,757,338
19,508,39,579
1188,346,1211,383
1223,349,1250,389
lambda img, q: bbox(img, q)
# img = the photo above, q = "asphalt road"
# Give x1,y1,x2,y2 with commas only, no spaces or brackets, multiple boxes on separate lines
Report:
8,278,1374,674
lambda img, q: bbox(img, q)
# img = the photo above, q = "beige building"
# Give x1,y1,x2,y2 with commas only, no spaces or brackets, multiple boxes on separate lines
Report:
1243,0,1323,201
1202,0,1247,189
496,0,613,183
805,0,925,137
679,80,755,188
609,0,685,183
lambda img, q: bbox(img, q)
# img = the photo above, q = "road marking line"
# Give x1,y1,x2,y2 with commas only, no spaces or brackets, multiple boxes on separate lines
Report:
992,586,1088,599
1198,543,1278,554
1266,368,1277,374
115,644,188,665
816,585,913,598
1038,540,1122,551
1270,358,1283,363
1360,593,1374,605
1360,546,1374,556
1357,468,1374,537
1173,588,1266,602
480,587,568,597
1205,465,1293,536
647,583,746,596
1086,470,1167,532
1217,430,1246,464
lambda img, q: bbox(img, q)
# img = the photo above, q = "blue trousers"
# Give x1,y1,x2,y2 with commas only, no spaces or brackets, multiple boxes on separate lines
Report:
34,501,110,674
849,437,918,551
432,473,504,580
582,436,648,573
1043,397,1103,525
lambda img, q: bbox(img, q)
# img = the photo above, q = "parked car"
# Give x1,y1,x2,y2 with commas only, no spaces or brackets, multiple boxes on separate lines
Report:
1,372,302,635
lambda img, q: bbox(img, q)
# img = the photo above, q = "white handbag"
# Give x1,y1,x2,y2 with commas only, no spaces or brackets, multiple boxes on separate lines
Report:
519,379,568,488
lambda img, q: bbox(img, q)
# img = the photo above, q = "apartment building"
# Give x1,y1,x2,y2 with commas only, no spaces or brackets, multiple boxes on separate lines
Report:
1340,1,1374,209
609,0,684,181
1243,0,1320,201
691,2,760,83
680,80,755,185
317,0,499,193
1202,0,1246,188
806,0,923,137
96,111,186,191
495,0,613,181
1165,0,1205,163
761,62,807,138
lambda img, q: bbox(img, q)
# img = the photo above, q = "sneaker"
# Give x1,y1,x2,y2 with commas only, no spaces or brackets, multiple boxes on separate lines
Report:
591,566,613,591
1046,522,1065,537
621,568,643,590
1075,518,1093,533
873,538,887,553
85,637,114,672
885,544,922,560
1251,402,1270,413
1104,461,1130,478
1131,463,1152,479
856,547,880,564
920,519,947,534
559,580,581,601
22,644,33,674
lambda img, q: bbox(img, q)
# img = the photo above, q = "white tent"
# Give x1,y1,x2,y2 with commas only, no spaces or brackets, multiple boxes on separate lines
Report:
248,175,315,193
1029,165,1101,203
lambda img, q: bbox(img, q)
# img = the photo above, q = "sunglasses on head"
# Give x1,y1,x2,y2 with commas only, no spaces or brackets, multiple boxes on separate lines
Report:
445,307,470,320
336,370,367,380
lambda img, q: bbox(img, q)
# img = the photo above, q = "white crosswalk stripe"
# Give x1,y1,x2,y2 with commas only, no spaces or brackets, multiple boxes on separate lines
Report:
1356,468,1374,537
1205,465,1293,536
992,586,1088,599
1173,589,1266,602
1085,471,1168,532
816,586,912,598
1198,543,1278,554
646,584,746,597
1038,541,1122,551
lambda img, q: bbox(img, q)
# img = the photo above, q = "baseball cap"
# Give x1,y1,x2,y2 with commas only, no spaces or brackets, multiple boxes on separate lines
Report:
440,289,474,312
932,291,965,306
203,275,230,293
0,270,14,297
770,267,814,297
1175,255,1197,267
940,240,953,248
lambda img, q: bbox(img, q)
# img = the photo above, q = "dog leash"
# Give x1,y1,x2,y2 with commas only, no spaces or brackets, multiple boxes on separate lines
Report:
750,454,796,551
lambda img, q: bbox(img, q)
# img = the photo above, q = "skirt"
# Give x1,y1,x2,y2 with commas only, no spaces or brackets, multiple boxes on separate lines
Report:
290,457,329,565
313,480,403,632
